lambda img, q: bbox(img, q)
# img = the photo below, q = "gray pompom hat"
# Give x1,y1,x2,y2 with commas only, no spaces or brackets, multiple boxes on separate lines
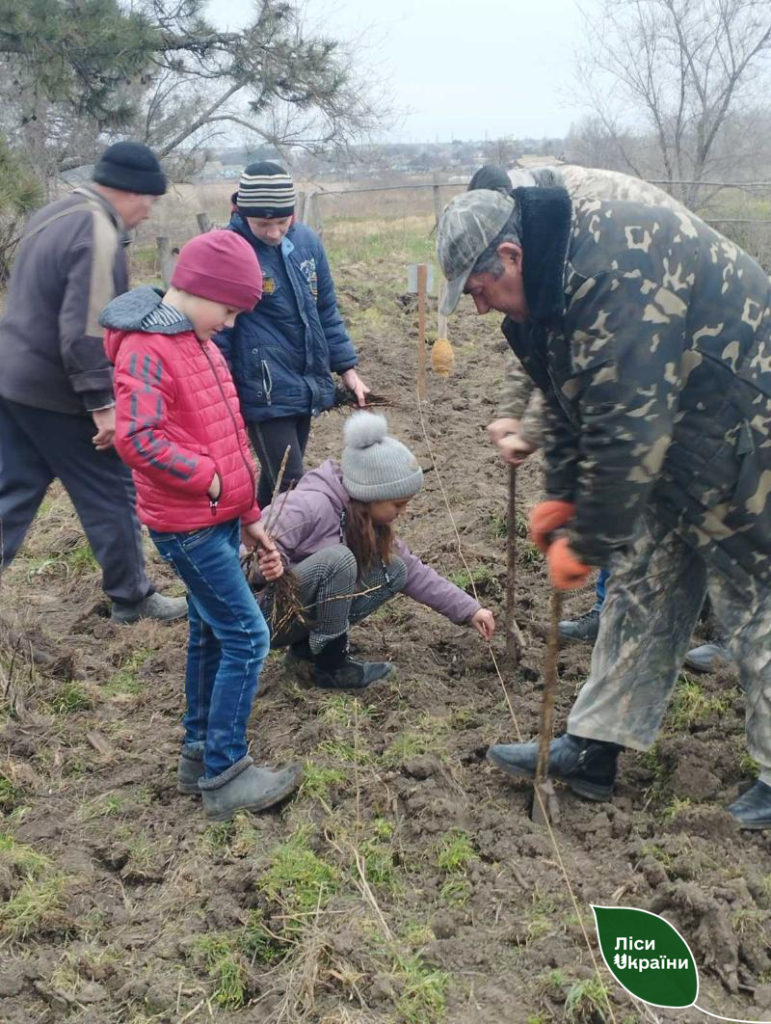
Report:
341,412,424,501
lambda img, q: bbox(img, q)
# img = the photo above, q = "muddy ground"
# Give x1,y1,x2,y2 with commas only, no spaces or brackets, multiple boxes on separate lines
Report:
1,248,770,1024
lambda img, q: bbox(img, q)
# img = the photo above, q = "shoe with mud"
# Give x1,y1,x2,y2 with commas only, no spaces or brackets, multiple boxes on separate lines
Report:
727,780,771,830
199,756,302,821
558,607,600,644
486,732,621,801
177,746,204,795
311,634,393,690
683,641,730,673
112,592,188,624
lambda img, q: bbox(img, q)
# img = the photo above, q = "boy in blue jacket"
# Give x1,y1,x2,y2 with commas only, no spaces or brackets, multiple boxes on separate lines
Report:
216,162,371,507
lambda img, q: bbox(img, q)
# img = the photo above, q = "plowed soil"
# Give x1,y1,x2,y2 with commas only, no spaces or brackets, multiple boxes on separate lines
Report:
1,249,769,1024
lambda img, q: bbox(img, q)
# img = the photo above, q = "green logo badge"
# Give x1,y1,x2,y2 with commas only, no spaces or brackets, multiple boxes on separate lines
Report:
592,905,698,1008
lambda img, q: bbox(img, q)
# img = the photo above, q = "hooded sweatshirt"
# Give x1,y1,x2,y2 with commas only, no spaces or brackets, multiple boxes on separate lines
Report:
102,286,260,533
261,460,481,624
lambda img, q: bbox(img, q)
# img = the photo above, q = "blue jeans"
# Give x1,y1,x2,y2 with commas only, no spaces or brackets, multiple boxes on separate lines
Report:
595,567,610,609
151,520,270,778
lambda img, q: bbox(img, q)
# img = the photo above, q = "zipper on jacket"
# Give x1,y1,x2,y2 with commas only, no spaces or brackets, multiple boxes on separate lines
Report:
209,461,224,516
200,343,258,507
261,359,273,406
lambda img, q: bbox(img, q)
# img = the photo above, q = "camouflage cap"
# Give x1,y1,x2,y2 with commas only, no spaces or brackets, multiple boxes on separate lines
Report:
437,189,515,314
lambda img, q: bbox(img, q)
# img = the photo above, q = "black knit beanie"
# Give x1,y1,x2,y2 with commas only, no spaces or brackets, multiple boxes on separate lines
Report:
234,161,296,218
92,142,167,196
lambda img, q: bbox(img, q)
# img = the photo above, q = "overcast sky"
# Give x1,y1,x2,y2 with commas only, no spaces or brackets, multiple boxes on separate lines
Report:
206,0,585,142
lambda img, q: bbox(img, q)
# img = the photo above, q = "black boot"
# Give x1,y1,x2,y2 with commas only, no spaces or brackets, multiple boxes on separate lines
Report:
558,606,601,644
312,634,393,691
486,733,621,801
727,780,771,830
283,637,314,678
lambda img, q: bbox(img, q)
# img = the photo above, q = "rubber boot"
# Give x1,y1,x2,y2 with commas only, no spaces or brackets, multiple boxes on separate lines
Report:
312,634,393,690
558,606,600,644
112,591,188,624
486,732,621,801
178,745,205,795
727,780,771,830
199,756,302,821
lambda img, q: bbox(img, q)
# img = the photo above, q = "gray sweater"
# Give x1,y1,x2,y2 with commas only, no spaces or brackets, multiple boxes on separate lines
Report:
0,186,128,414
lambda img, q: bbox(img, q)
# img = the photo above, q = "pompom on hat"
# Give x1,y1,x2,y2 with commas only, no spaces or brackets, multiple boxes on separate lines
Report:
341,412,424,502
171,230,263,310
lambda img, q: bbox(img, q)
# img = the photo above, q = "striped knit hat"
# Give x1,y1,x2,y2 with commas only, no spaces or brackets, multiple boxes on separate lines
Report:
234,161,296,218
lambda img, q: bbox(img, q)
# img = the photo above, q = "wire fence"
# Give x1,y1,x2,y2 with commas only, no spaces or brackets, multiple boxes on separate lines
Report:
136,174,771,280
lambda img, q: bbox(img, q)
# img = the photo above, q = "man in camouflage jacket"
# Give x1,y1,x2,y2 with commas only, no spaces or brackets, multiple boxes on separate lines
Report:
437,185,771,829
475,165,727,665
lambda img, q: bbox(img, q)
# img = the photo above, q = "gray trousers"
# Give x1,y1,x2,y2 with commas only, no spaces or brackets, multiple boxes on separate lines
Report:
568,512,771,783
0,397,152,605
266,545,408,653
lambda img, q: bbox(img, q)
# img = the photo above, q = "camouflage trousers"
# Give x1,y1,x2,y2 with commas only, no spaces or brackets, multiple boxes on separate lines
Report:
568,511,771,781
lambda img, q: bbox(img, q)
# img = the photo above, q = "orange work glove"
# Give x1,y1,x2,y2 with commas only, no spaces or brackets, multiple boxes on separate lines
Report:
529,499,577,553
547,537,591,591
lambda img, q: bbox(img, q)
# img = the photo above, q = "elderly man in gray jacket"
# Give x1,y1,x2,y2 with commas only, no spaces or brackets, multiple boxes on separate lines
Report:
0,142,186,623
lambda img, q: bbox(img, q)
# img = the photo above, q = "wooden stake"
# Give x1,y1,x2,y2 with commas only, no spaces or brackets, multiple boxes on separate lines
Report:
505,465,523,666
156,236,174,288
432,172,443,230
417,263,427,400
196,212,213,234
531,589,563,825
437,281,448,342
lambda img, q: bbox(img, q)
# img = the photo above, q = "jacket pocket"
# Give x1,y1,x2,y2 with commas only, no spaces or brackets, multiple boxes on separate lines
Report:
179,525,218,552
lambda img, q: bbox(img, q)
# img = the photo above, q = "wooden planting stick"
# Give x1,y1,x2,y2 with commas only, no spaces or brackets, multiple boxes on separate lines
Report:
262,445,291,536
505,465,525,665
417,263,427,400
531,589,563,825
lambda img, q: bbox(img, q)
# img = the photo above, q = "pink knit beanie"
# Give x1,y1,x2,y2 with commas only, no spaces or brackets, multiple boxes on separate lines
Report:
171,229,262,309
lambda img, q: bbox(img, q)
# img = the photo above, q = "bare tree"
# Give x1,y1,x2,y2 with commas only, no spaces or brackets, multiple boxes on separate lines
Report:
575,0,771,206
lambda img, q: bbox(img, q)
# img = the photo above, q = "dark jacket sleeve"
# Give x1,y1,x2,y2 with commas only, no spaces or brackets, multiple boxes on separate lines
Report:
395,539,481,623
313,237,358,372
59,215,120,411
554,271,686,565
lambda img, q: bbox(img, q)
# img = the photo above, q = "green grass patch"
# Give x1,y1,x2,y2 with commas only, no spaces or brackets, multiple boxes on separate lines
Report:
0,773,23,812
62,541,99,575
565,977,612,1023
300,761,347,802
0,834,67,939
435,830,477,874
257,827,340,937
193,934,248,1009
47,681,94,713
666,674,733,732
392,952,449,1024
447,564,494,590
104,648,154,696
321,694,375,727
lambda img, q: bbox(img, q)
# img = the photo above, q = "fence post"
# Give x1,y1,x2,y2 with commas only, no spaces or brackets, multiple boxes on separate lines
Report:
296,190,307,222
417,263,427,401
156,236,174,288
307,192,324,238
432,173,443,230
196,212,213,234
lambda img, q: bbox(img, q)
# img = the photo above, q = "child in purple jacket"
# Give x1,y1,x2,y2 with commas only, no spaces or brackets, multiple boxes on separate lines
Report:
255,412,495,689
